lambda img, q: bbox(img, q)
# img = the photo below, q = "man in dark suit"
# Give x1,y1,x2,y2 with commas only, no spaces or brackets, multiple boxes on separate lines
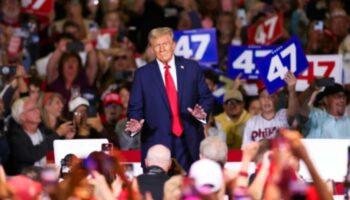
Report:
126,27,213,171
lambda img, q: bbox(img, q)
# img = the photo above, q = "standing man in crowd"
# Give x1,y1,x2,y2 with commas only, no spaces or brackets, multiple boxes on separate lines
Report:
126,27,213,171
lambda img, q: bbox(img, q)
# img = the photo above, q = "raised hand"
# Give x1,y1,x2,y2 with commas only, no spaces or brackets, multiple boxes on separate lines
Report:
15,65,27,78
284,71,297,92
125,119,145,133
233,73,246,90
187,104,207,120
242,141,259,162
56,121,75,138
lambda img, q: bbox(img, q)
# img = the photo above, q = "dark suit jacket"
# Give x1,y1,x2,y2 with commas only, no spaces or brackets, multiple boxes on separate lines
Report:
128,56,213,165
5,121,59,175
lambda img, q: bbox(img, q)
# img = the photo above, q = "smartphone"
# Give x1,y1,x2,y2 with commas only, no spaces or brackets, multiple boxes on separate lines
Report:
315,77,335,87
122,163,134,181
0,65,16,76
87,107,97,118
66,41,85,52
41,166,59,184
237,9,248,26
101,143,113,154
314,21,324,31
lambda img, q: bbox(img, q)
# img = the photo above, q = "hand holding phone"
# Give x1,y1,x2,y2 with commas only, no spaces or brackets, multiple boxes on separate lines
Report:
0,65,16,76
101,143,113,154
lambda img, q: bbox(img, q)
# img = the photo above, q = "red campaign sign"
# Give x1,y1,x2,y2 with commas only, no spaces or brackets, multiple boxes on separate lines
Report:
247,13,283,45
21,0,54,17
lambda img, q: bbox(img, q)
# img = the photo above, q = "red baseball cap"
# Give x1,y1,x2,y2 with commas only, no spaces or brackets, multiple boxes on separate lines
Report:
103,92,123,106
7,175,43,200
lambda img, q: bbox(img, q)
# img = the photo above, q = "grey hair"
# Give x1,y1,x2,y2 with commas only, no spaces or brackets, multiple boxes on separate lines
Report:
11,97,29,124
146,144,171,168
148,27,174,44
200,136,228,166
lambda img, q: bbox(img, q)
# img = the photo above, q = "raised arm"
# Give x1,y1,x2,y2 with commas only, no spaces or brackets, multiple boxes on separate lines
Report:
46,40,66,84
298,80,318,119
284,72,299,125
282,130,333,200
85,42,98,86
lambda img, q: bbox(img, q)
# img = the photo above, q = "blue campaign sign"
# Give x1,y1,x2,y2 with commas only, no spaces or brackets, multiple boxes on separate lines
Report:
227,45,275,80
257,36,308,94
174,28,218,64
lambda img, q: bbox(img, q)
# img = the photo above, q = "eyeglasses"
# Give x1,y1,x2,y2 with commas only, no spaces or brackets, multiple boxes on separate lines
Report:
224,99,241,106
114,55,127,60
74,111,87,116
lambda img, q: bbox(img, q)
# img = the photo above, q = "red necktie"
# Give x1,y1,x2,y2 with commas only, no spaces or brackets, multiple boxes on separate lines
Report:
164,64,183,136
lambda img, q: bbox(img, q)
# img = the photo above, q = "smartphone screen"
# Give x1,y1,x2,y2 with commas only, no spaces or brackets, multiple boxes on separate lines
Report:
101,143,113,154
66,42,85,52
88,107,97,118
122,163,134,180
237,9,247,26
314,21,324,31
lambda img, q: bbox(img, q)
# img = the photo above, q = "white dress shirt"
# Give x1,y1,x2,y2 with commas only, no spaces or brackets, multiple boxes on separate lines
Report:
156,56,178,90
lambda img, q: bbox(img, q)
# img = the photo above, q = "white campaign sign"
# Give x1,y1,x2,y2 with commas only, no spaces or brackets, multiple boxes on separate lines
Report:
296,55,342,91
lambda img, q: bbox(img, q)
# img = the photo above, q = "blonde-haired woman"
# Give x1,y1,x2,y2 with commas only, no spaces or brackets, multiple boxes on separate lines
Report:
40,92,75,138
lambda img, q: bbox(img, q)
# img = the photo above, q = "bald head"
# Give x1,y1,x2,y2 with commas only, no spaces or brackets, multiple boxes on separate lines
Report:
145,144,171,171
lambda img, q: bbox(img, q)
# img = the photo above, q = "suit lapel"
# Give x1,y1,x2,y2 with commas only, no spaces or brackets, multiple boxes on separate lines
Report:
151,60,171,111
175,57,185,108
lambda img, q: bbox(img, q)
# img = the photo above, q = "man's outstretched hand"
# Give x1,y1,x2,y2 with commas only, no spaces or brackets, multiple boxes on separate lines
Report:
125,119,145,133
187,104,207,120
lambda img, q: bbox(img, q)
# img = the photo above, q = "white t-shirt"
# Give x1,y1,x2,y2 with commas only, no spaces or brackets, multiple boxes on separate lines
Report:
26,129,47,166
241,109,289,148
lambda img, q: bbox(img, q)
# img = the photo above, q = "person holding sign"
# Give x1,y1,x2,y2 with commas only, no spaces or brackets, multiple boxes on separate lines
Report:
241,72,299,147
125,27,213,171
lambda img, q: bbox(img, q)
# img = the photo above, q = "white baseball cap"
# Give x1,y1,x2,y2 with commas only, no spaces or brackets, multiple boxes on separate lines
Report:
69,96,89,112
189,159,223,194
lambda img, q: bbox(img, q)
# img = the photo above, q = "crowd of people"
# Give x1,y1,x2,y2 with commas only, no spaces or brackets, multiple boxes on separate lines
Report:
0,0,350,199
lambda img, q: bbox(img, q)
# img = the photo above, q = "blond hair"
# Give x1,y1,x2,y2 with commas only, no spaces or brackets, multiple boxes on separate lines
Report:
148,27,174,44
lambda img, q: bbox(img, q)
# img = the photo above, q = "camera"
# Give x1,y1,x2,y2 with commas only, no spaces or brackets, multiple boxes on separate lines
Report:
0,65,16,76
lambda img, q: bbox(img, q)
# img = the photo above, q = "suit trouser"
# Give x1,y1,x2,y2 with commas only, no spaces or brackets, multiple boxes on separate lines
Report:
171,133,193,172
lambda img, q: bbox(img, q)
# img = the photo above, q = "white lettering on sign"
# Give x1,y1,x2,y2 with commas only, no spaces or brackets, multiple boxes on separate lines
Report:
267,43,296,81
254,15,278,44
175,34,210,60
